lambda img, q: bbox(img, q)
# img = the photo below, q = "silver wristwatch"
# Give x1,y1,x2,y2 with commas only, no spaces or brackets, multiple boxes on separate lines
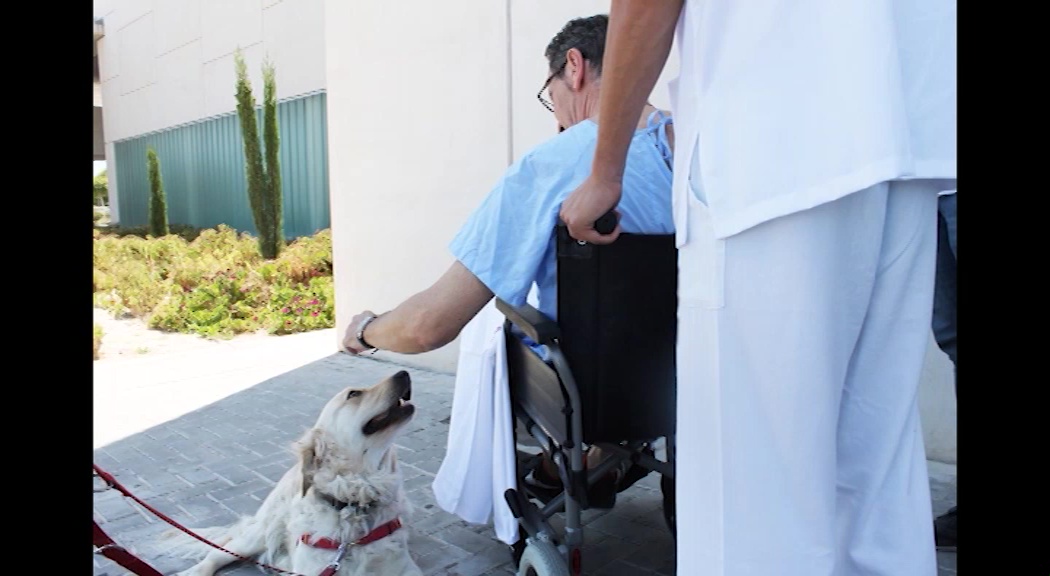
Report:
355,314,378,351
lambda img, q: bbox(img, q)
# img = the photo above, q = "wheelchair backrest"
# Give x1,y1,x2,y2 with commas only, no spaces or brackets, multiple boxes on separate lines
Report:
555,225,677,443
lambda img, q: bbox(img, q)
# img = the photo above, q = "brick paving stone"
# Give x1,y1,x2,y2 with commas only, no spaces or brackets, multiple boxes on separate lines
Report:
93,352,958,576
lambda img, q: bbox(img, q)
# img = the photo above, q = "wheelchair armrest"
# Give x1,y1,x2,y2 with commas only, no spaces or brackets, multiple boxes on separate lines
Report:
495,299,560,344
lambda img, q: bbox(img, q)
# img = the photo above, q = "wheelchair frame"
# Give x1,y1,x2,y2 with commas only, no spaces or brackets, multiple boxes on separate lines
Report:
494,227,678,576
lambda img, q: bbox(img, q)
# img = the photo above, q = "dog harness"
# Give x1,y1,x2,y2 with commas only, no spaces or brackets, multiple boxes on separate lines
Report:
300,518,404,576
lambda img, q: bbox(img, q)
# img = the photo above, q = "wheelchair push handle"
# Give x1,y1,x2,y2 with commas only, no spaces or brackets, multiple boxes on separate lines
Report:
594,209,618,235
557,209,619,244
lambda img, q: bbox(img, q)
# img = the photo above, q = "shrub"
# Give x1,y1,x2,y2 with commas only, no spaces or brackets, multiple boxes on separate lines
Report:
94,324,104,360
95,223,203,242
146,148,170,237
262,59,284,256
234,49,284,260
94,170,108,206
94,225,334,338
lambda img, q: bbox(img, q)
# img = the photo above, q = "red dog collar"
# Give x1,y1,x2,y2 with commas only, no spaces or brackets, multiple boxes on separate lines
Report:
301,518,403,550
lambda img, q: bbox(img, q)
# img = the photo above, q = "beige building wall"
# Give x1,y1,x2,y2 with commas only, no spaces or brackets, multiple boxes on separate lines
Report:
327,0,513,374
93,0,327,144
326,1,680,376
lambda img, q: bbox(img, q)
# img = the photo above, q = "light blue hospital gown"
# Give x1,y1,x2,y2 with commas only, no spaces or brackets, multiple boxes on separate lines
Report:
449,111,676,357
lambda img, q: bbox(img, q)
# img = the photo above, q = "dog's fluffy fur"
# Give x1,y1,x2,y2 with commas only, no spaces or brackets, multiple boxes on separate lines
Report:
160,371,424,576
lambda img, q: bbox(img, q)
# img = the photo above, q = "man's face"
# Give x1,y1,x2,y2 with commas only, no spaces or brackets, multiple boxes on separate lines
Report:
547,70,574,131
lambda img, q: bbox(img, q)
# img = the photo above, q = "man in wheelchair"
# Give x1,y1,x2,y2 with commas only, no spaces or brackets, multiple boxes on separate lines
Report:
342,14,675,509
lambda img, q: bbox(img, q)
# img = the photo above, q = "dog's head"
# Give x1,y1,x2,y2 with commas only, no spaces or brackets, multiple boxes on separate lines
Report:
297,370,416,497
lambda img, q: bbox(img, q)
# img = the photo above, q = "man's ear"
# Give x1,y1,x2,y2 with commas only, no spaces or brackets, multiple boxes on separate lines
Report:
566,48,586,91
296,428,328,497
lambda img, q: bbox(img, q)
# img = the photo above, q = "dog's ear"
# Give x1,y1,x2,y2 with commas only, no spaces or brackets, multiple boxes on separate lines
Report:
296,428,328,498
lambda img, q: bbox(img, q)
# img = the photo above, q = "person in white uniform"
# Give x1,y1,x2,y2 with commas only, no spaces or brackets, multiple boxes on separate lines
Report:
559,1,957,575
930,188,957,552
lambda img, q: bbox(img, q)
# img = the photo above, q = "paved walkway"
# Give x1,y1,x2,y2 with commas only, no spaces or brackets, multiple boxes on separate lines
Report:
92,322,957,576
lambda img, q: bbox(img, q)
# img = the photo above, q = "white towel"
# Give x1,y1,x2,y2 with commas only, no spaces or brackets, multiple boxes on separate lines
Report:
490,315,518,544
432,291,532,545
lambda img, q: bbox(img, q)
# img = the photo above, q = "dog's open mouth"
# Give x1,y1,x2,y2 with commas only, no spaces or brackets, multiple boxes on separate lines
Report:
362,375,415,435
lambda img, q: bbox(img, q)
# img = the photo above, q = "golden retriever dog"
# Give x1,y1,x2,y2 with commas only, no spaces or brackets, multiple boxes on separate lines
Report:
161,370,423,576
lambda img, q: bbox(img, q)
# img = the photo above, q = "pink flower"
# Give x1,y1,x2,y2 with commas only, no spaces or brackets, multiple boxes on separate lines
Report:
281,307,290,314
311,311,319,317
309,299,319,305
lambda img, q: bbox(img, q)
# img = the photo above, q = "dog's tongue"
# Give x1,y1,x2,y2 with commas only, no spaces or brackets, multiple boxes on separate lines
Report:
364,410,390,435
363,399,414,436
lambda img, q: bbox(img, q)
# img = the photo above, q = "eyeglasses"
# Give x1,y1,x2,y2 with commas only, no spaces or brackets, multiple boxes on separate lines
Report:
537,61,567,113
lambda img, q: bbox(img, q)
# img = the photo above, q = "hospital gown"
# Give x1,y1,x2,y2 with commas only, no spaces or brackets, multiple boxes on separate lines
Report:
449,111,676,344
432,111,676,544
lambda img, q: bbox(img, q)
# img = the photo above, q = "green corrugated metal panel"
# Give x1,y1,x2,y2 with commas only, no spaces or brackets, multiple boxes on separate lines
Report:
114,92,330,238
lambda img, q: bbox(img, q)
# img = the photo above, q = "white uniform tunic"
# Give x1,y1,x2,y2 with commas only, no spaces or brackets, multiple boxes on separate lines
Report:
668,1,957,574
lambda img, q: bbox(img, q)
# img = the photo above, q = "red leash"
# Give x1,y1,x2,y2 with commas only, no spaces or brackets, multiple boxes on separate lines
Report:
94,463,308,575
93,464,404,576
93,520,165,576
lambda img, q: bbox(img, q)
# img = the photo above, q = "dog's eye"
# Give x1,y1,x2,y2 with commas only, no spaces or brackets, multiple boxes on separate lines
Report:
346,390,362,399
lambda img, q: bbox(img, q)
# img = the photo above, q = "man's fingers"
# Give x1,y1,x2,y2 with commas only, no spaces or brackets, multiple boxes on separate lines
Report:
568,223,621,245
558,204,574,223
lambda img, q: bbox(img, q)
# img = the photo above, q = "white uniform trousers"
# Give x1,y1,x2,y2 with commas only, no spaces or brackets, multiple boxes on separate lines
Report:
675,178,952,576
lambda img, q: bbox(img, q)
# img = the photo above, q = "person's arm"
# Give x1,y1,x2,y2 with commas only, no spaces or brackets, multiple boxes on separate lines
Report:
559,0,683,244
343,261,493,355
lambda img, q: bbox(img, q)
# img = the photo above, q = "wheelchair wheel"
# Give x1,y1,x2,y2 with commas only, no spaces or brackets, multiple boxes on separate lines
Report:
661,473,676,538
517,539,569,576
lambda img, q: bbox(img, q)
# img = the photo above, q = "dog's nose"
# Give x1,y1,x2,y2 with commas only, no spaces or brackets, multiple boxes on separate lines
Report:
393,370,410,383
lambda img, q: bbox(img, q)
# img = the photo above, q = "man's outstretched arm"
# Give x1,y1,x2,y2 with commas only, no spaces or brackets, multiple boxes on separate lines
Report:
342,261,493,355
559,0,683,244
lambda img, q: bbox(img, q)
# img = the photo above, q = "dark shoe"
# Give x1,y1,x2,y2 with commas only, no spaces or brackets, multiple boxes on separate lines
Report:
589,446,660,508
524,462,562,491
934,506,957,551
524,455,617,509
616,447,656,494
523,460,564,504
586,470,617,509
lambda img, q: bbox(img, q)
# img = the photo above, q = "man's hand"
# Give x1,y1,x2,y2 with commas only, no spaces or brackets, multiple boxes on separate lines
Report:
342,310,377,355
559,175,623,245
560,0,680,246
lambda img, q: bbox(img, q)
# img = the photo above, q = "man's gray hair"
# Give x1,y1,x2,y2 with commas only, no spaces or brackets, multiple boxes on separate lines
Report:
544,14,608,75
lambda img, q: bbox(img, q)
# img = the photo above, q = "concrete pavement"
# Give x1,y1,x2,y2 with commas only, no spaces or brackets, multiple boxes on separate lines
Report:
93,331,957,575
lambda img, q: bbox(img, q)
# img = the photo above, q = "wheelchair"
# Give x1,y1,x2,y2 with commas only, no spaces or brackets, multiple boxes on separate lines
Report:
495,223,678,576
